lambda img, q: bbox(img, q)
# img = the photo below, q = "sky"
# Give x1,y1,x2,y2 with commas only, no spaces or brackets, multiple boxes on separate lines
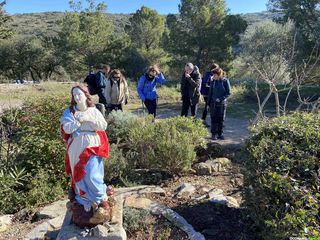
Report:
4,0,268,15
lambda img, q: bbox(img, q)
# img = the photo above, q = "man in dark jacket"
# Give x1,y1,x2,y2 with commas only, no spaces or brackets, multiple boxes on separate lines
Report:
208,64,231,140
181,63,202,117
96,64,110,108
200,68,214,126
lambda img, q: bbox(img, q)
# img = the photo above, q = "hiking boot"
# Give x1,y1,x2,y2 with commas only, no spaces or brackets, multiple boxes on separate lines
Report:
218,135,225,140
211,134,218,140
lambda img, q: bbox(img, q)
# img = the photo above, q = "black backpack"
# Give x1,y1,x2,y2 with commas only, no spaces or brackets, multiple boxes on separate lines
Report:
84,73,98,95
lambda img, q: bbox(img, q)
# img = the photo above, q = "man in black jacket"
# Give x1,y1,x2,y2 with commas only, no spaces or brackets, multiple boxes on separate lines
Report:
180,63,202,117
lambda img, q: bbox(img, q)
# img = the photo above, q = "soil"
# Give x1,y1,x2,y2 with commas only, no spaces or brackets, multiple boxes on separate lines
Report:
127,215,188,240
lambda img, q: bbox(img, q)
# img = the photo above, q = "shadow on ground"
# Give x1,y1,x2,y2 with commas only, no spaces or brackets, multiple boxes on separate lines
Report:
173,202,257,240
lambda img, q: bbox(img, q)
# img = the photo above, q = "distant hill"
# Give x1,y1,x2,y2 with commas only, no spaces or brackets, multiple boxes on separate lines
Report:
9,12,131,37
9,11,279,38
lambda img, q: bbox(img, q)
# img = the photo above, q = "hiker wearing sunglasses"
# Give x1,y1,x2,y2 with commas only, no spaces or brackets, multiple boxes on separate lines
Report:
137,65,166,117
105,69,129,112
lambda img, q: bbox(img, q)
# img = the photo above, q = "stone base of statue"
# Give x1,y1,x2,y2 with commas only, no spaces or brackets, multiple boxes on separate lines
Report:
57,190,126,240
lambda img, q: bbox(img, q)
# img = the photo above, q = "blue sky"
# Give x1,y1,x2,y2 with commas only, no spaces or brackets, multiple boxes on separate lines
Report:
4,0,268,15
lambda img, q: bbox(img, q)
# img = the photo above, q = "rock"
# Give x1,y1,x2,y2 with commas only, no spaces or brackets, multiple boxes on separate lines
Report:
209,194,228,205
25,222,52,240
205,157,232,172
38,199,68,219
0,215,13,232
174,183,196,198
115,185,166,197
208,190,240,208
208,188,224,198
91,225,109,237
48,214,65,229
103,226,127,240
124,196,153,210
226,196,240,208
194,162,212,175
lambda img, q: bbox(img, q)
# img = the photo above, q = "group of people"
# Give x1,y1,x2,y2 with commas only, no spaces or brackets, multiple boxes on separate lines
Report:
59,62,231,228
87,62,231,140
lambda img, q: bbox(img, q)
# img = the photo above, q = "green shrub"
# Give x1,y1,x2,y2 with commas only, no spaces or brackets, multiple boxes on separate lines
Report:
0,96,69,213
107,111,208,176
244,112,320,239
13,96,69,176
123,207,153,233
104,143,129,183
0,167,27,214
127,117,207,173
106,110,141,144
25,169,65,209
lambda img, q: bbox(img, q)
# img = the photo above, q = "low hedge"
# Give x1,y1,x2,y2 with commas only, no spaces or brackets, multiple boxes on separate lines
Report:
244,113,320,239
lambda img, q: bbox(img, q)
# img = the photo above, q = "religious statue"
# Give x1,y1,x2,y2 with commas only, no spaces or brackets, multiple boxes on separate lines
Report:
60,85,113,228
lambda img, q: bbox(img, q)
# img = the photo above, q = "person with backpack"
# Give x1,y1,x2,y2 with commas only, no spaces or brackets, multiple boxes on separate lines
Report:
137,65,166,117
84,64,110,109
180,63,202,117
207,64,231,140
104,69,129,112
201,64,218,126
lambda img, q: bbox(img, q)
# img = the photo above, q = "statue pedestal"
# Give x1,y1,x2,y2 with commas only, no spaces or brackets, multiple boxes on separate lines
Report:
57,195,126,240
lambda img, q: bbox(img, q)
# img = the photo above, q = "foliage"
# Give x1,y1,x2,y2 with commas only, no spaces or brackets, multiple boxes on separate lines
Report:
0,1,13,40
106,105,208,182
165,0,247,70
0,36,65,81
106,110,140,144
0,96,69,213
55,0,114,75
123,207,154,233
0,167,27,214
25,169,65,209
104,143,129,183
268,0,320,52
240,20,296,84
244,112,320,239
125,6,171,77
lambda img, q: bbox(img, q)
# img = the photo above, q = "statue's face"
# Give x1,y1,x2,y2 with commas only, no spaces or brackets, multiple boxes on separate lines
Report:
72,88,87,105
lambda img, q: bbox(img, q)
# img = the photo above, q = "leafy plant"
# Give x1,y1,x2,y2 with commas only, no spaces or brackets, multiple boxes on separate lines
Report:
244,112,320,239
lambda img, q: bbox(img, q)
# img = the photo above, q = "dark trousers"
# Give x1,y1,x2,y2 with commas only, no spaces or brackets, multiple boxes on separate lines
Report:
144,99,157,117
210,102,226,136
202,96,209,120
181,98,197,117
109,104,123,112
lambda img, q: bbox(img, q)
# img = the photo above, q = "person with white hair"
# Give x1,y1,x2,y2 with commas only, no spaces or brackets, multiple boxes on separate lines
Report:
180,62,202,117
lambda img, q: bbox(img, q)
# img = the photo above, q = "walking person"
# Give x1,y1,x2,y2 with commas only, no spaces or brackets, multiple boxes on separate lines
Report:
208,64,231,140
137,65,166,117
96,64,111,108
105,69,129,112
181,63,201,117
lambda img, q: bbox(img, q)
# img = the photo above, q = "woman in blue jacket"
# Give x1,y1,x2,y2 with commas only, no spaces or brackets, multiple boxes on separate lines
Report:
137,65,166,117
208,64,231,140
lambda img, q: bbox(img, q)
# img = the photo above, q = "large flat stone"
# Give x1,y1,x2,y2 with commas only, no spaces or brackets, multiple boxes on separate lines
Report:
115,185,165,197
0,215,13,232
38,199,68,219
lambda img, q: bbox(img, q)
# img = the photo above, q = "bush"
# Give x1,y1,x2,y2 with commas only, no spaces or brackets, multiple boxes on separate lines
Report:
106,110,141,144
0,96,69,213
107,111,208,176
123,207,154,233
127,117,207,173
244,113,320,239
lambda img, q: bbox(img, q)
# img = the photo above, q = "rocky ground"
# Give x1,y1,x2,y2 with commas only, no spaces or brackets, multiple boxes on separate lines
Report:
0,86,253,239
